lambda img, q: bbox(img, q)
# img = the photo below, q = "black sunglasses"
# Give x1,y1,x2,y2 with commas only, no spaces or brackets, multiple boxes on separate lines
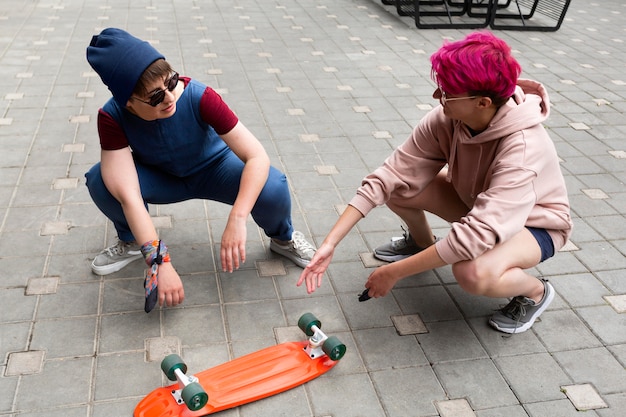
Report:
133,72,179,107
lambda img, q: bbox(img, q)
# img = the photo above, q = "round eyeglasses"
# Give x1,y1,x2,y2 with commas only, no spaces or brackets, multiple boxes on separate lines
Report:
132,72,179,107
438,88,478,106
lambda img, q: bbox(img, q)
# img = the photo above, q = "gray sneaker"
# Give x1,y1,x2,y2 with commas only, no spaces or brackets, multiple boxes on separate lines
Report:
270,231,316,268
489,280,555,334
374,228,435,262
91,240,142,275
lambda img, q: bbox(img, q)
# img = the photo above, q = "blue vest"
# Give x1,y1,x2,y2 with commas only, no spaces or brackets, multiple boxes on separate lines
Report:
102,79,229,177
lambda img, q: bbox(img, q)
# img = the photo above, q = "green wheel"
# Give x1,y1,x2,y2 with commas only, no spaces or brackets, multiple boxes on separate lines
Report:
298,312,321,337
161,354,187,381
322,336,347,361
181,382,208,411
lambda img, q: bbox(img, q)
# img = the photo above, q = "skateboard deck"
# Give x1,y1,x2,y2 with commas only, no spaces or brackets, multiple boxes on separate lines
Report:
134,313,345,417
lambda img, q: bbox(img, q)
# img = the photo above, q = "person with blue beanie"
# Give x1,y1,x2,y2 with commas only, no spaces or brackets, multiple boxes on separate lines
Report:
85,28,315,312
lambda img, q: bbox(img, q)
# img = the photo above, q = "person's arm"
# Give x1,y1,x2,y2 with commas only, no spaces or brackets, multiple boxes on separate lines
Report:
363,245,446,298
100,147,184,307
297,205,364,293
218,121,271,272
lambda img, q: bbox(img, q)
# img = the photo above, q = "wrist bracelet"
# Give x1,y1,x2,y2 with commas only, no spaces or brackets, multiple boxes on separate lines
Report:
140,239,171,267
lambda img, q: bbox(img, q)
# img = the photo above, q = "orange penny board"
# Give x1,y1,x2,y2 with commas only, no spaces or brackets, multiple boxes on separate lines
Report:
134,341,338,417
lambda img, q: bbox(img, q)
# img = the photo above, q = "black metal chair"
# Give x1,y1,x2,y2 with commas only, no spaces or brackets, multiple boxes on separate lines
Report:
489,0,571,31
409,0,495,29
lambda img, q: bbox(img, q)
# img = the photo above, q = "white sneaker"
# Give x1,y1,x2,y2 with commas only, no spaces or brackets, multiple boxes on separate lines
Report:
91,240,142,275
269,231,316,268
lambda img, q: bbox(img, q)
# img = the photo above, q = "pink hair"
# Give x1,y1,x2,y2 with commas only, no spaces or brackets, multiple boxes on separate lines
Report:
430,32,521,104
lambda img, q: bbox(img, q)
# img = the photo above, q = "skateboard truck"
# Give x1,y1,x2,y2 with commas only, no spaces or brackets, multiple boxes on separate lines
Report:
161,355,209,411
303,323,329,359
170,368,200,406
298,313,346,361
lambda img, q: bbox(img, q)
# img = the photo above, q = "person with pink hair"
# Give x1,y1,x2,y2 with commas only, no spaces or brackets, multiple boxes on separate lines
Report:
298,32,572,334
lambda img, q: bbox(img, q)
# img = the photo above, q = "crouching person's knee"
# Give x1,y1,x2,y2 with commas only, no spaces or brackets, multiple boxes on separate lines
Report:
452,260,492,296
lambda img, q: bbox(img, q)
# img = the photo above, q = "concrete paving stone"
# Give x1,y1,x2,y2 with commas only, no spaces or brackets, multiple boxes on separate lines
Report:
561,383,608,411
92,399,139,417
94,352,160,401
220,269,279,302
17,356,92,410
469,317,547,358
338,291,403,330
604,294,626,313
568,194,618,217
393,285,464,322
308,372,385,417
5,351,45,377
0,322,31,364
554,347,626,395
435,398,476,417
371,366,446,416
586,214,626,240
98,312,161,353
101,278,148,314
1,288,37,322
434,358,519,410
0,369,18,412
607,343,626,366
569,216,605,242
525,399,600,417
532,309,603,351
255,259,287,276
224,300,285,341
15,407,89,417
597,393,626,417
390,313,428,335
417,320,488,363
475,405,529,417
31,317,97,359
549,273,612,307
576,305,626,345
162,305,226,346
573,241,626,271
36,281,99,317
145,336,180,362
239,385,312,417
354,327,427,370
495,353,572,403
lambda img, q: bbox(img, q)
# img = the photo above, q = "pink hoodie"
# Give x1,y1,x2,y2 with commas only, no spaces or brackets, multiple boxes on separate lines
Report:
349,79,573,265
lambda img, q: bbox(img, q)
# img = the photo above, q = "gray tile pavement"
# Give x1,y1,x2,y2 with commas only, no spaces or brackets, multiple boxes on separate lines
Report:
1,0,625,416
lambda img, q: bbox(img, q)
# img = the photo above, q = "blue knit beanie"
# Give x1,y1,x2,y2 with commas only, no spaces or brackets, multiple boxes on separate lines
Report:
86,28,165,107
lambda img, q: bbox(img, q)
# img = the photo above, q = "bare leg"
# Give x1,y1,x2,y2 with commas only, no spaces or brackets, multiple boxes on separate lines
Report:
453,228,545,302
386,170,469,247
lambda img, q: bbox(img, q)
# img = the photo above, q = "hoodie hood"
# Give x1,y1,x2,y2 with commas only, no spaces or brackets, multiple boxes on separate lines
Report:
459,78,551,145
445,78,551,186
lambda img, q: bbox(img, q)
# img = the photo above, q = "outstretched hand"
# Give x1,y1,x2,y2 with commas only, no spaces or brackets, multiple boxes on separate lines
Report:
297,242,335,293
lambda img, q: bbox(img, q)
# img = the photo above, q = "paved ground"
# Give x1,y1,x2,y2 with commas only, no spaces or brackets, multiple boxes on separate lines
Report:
1,0,625,416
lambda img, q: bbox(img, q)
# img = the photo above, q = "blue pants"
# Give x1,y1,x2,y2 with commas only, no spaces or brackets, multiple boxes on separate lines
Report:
85,151,294,243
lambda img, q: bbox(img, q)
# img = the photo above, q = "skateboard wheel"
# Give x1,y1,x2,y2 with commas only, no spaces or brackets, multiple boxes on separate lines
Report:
182,382,208,411
298,312,321,337
322,336,347,361
161,354,187,381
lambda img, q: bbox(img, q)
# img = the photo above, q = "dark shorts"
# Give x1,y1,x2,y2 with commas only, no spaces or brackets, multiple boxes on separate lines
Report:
527,227,555,263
